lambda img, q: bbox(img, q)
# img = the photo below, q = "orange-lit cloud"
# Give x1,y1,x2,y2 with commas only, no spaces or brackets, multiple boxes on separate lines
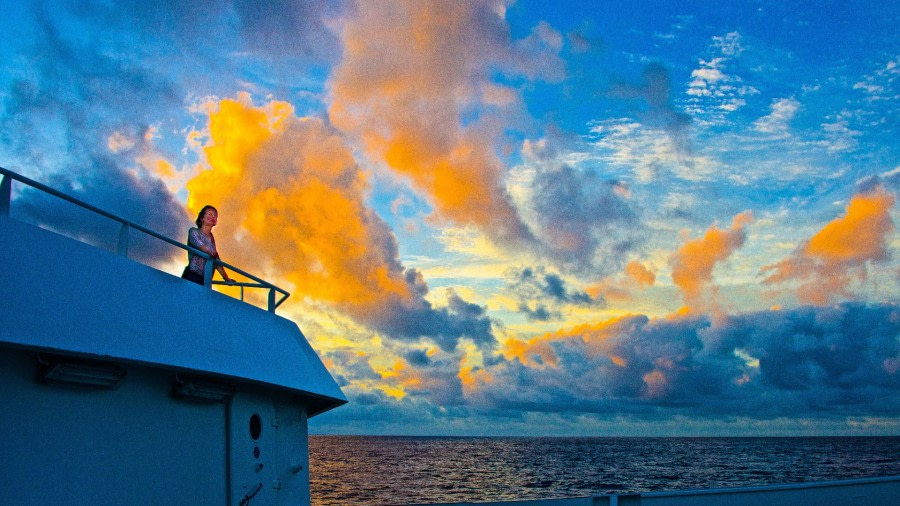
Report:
762,187,895,304
459,362,493,393
473,304,900,419
187,95,495,350
501,314,639,367
328,0,564,246
670,211,753,313
642,369,669,399
587,261,656,303
188,95,411,308
625,261,656,287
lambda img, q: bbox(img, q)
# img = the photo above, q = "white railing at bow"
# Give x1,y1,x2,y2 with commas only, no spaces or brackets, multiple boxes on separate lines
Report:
0,166,289,313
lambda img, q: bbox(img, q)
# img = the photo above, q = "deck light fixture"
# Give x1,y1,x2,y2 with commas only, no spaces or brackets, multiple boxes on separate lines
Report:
38,355,127,389
173,374,235,402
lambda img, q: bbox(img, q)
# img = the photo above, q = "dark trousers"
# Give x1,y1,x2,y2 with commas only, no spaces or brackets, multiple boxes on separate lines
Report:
181,266,205,286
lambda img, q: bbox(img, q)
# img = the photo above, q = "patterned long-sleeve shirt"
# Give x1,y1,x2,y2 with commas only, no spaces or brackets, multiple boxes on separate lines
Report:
187,227,218,275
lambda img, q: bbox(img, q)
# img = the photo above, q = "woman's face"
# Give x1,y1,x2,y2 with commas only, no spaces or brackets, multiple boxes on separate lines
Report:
202,208,218,228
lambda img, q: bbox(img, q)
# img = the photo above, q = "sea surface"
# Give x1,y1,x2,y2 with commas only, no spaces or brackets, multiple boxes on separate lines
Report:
308,436,900,505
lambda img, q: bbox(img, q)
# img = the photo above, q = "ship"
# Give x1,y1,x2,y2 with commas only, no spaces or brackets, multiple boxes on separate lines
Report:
0,167,346,505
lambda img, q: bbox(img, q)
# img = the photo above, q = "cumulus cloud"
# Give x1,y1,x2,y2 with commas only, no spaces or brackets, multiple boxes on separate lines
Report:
711,31,744,57
0,2,188,261
13,159,189,265
187,96,496,351
753,98,800,135
487,303,900,418
762,187,895,305
610,62,692,154
687,58,728,97
858,167,900,195
586,118,717,183
391,349,466,406
820,115,862,154
684,33,758,120
529,165,639,274
343,303,900,423
586,261,657,304
325,349,382,387
852,56,899,101
625,260,656,287
670,211,754,313
328,0,565,248
1,0,339,265
506,266,602,321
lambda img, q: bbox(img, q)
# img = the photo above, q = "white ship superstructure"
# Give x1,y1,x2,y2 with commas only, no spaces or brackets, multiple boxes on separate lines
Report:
0,167,346,505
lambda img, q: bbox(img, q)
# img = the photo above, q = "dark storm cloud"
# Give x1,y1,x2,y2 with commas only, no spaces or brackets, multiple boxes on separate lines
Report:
373,284,497,352
481,303,899,420
507,266,602,321
610,62,692,153
858,171,900,194
325,350,382,387
400,353,467,407
12,159,189,265
517,303,556,322
2,2,192,259
404,349,432,367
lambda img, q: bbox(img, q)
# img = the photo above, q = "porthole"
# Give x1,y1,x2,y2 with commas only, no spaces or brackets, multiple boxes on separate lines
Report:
249,413,262,440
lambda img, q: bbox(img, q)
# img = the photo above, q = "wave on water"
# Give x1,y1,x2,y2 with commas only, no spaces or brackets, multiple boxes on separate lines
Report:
309,436,900,505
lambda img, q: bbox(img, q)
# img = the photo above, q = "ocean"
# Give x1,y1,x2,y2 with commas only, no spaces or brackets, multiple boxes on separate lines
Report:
308,436,900,505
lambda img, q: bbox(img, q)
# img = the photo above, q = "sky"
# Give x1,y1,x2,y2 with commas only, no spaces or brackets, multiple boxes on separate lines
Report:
1,0,898,436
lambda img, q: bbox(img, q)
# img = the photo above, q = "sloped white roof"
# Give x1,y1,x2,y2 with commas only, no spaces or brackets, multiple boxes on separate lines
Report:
0,215,346,416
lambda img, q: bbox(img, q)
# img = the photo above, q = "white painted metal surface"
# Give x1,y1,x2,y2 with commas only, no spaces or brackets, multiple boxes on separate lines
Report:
0,214,346,414
0,349,230,504
422,475,900,505
0,195,346,505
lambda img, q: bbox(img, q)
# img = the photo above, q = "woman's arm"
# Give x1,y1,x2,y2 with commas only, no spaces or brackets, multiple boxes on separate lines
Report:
208,233,232,282
217,264,233,282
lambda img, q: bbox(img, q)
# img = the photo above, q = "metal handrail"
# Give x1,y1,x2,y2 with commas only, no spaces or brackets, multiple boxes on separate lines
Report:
0,166,290,312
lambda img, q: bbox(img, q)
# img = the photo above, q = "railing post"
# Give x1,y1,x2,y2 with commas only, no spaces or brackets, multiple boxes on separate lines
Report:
204,258,214,288
268,288,276,312
117,223,129,256
0,174,10,215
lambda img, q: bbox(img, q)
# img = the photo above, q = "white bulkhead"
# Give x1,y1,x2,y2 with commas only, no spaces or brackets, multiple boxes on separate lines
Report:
0,172,346,505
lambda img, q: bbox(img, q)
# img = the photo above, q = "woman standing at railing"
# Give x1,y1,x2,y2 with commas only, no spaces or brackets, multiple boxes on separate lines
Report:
181,205,233,286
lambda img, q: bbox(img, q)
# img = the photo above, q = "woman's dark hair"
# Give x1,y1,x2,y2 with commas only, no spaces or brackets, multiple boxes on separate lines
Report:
195,205,218,227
